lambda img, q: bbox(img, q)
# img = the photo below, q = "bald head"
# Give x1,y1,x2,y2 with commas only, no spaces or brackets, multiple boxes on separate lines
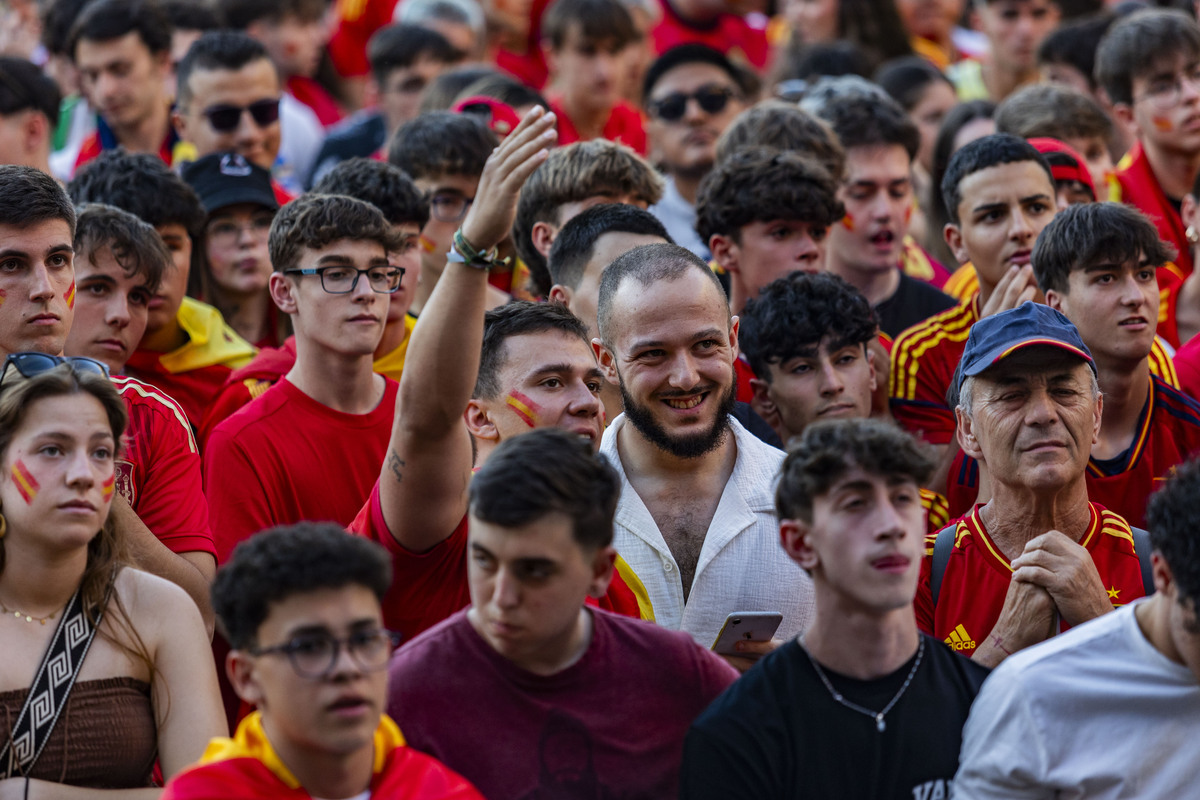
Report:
596,242,728,346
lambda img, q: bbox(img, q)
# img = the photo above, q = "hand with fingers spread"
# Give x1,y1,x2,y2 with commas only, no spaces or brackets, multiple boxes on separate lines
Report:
1010,530,1112,627
980,263,1040,319
460,106,557,253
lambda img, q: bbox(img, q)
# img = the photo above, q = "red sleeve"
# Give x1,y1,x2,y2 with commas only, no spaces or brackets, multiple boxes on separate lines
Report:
204,425,276,563
349,484,472,640
130,395,215,557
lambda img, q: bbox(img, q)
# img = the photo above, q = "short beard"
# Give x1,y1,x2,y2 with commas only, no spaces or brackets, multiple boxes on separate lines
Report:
619,376,735,459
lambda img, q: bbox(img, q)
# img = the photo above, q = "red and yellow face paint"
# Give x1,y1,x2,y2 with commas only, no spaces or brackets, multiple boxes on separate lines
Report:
1153,117,1173,133
841,213,855,231
64,281,75,310
11,460,39,504
419,235,437,253
101,473,115,502
505,390,541,428
0,288,7,308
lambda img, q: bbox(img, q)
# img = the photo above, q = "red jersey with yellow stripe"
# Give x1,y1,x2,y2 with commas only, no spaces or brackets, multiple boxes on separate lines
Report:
889,296,978,444
945,375,1197,525
1109,141,1192,277
914,503,1146,657
113,376,214,557
162,712,482,800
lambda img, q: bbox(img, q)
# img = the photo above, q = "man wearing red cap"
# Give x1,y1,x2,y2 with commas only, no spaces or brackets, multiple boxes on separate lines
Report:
914,302,1153,667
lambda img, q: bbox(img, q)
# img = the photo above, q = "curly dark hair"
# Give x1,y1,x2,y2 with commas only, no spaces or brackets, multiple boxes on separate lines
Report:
74,203,171,294
1146,457,1200,617
739,272,878,383
387,111,497,182
312,158,430,229
269,194,404,274
696,146,843,244
776,417,933,523
69,151,206,237
212,522,393,649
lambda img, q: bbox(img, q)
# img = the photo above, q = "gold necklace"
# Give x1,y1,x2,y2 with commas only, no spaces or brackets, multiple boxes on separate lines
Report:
0,599,62,625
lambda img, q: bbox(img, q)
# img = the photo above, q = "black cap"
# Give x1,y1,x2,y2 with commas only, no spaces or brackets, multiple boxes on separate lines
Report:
181,152,279,215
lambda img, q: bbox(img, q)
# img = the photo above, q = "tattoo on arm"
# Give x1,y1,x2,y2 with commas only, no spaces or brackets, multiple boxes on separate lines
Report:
387,450,406,484
989,633,1011,655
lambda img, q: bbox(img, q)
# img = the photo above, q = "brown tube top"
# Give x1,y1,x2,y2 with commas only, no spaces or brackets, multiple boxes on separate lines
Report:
0,676,157,787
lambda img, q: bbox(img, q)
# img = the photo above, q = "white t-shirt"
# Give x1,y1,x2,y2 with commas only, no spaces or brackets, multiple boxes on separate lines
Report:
956,600,1200,799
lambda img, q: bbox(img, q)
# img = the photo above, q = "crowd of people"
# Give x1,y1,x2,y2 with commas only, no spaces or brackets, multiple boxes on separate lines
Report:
0,0,1198,796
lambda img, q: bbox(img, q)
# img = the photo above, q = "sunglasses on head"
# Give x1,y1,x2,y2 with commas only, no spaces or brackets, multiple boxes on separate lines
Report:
202,99,281,133
649,85,735,122
0,353,110,388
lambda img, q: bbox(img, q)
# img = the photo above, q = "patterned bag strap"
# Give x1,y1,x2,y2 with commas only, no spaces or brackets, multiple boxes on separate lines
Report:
0,585,106,778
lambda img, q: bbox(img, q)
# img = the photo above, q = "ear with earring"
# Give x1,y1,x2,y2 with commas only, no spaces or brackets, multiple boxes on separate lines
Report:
1188,225,1199,245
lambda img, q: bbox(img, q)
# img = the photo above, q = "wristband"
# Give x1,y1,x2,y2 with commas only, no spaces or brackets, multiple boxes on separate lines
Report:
451,228,506,271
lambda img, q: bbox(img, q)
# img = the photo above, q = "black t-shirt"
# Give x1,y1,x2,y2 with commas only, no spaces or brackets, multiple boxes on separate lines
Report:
680,634,989,799
875,273,958,340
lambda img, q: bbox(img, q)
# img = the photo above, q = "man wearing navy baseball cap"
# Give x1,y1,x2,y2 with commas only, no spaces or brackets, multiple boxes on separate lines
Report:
914,303,1154,667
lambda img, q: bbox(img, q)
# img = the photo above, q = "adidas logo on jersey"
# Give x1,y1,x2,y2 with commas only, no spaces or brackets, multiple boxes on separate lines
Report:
944,624,975,651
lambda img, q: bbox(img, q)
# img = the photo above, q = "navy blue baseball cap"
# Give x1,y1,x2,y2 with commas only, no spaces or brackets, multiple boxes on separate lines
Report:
952,303,1096,402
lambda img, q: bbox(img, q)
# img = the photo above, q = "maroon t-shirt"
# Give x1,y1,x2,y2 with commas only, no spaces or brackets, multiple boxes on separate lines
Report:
387,608,738,799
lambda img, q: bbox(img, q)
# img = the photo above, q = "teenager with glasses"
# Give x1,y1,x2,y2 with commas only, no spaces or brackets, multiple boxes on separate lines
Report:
205,194,405,564
1101,10,1200,279
642,45,747,262
173,32,296,205
162,522,482,800
0,358,225,796
388,111,512,315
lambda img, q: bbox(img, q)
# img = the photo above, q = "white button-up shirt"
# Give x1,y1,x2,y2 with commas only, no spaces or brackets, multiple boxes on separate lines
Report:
600,414,816,647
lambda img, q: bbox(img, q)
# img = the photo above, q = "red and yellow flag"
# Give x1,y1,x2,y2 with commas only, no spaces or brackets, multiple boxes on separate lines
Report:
11,460,38,503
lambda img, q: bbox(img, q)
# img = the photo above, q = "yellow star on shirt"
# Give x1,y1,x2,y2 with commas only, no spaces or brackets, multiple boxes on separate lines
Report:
1107,586,1121,600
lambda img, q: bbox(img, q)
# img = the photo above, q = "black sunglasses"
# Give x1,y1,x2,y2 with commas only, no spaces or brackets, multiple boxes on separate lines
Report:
649,85,735,122
202,99,281,133
0,353,110,388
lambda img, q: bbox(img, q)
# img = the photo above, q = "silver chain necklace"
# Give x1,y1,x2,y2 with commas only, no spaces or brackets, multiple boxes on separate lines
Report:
799,635,925,733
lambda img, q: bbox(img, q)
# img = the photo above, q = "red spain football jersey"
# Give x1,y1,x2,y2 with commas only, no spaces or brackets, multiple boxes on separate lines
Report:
914,502,1146,657
650,0,770,70
205,377,397,562
349,484,649,642
889,296,978,445
113,376,215,557
944,375,1200,526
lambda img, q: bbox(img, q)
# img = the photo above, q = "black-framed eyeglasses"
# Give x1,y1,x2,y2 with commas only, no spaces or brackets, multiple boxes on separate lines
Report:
283,265,405,294
0,353,110,388
202,99,281,133
249,629,402,679
429,192,473,223
648,85,736,122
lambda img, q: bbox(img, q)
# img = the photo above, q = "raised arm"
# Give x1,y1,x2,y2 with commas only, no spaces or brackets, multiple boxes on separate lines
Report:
378,108,557,552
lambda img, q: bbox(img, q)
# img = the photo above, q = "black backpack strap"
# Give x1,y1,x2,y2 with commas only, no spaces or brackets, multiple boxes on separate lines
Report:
1130,525,1156,597
930,524,957,609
